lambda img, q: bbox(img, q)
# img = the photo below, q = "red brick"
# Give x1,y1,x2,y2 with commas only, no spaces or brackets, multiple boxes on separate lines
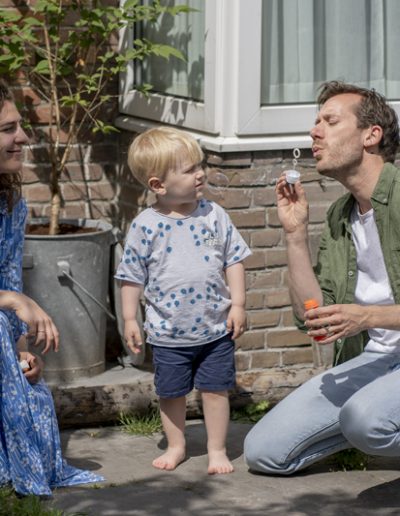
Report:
265,289,291,308
267,329,311,348
265,249,287,267
282,308,295,326
267,208,282,227
282,348,313,365
235,353,251,371
251,351,281,368
229,209,265,228
219,190,252,209
251,229,281,248
247,270,281,289
87,163,105,181
62,183,87,201
21,165,43,184
248,310,280,329
253,188,276,206
309,204,329,224
89,183,116,201
43,203,87,219
228,168,269,187
89,201,114,218
22,184,50,202
235,331,265,351
244,251,265,269
60,164,85,182
215,153,252,166
245,292,264,310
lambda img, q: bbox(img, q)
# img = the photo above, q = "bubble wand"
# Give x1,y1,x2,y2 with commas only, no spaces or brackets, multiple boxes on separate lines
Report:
285,148,301,192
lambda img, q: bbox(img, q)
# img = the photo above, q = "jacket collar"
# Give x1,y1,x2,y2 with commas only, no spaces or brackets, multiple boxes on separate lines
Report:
329,162,399,239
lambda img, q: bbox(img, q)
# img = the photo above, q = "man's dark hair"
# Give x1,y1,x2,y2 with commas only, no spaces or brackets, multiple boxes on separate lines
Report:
0,78,21,209
317,81,400,163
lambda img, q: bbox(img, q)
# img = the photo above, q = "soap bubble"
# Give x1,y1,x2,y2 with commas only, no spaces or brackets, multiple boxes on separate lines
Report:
206,168,229,196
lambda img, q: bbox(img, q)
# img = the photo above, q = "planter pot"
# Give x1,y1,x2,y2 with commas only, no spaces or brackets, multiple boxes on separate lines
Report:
23,218,116,383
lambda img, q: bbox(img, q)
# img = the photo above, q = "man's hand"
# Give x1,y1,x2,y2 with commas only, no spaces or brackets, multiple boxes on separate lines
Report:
19,351,44,384
226,305,246,339
305,303,369,343
124,319,143,354
276,173,309,234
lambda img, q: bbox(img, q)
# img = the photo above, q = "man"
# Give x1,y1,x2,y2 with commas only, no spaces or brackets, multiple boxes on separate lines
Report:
244,81,400,474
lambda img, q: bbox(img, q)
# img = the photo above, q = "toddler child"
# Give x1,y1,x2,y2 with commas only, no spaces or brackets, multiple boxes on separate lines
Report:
115,127,251,474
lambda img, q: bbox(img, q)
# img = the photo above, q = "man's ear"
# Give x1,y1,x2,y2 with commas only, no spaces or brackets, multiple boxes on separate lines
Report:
148,176,166,194
364,125,383,151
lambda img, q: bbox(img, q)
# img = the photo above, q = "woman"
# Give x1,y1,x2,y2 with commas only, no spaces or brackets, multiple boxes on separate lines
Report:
0,79,103,496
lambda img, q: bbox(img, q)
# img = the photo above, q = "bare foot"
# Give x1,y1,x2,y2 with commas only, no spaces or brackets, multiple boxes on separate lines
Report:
207,450,234,475
152,447,186,471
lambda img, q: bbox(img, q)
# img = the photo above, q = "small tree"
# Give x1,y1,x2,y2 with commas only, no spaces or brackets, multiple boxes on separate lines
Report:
0,0,188,234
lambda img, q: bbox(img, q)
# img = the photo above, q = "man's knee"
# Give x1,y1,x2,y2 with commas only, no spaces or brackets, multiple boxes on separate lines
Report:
244,425,293,474
339,399,394,455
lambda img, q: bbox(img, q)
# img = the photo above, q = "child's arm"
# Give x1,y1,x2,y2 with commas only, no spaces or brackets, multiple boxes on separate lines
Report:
225,262,246,339
121,281,144,354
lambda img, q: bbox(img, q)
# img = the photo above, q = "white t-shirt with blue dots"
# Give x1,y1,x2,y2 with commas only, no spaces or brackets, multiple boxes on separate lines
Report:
115,200,251,347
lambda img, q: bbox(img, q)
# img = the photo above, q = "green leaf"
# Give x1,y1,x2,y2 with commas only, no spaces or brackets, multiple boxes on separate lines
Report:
33,60,50,74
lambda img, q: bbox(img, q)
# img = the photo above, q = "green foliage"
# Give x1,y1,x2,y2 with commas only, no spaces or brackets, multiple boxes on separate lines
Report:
0,0,189,233
328,449,371,471
0,486,85,516
231,400,270,424
119,408,162,435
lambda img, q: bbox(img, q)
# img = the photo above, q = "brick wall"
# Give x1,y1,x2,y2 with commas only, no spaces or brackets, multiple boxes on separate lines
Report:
115,136,347,403
1,0,347,404
19,107,347,401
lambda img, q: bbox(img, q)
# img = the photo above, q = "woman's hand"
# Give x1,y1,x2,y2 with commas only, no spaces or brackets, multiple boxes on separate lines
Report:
2,291,59,354
19,350,44,384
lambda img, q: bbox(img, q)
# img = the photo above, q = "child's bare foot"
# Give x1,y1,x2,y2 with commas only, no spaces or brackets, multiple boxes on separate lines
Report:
152,447,186,471
207,450,234,475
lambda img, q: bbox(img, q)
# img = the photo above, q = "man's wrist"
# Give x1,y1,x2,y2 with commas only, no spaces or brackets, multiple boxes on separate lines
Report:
284,225,309,243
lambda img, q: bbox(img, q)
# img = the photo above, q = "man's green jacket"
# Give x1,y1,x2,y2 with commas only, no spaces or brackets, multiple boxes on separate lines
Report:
295,162,400,364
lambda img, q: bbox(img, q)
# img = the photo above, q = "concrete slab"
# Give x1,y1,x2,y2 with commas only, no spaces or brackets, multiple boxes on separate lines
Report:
47,421,400,516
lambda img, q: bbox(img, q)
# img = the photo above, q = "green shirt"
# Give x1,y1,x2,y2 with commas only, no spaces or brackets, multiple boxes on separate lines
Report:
295,163,400,364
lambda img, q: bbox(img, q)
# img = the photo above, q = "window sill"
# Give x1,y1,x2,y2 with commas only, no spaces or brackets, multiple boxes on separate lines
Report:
115,115,312,153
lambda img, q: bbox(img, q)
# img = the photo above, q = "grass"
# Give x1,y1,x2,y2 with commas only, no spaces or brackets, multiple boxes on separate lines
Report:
119,401,271,434
119,408,163,436
328,449,371,471
0,486,86,516
230,400,270,424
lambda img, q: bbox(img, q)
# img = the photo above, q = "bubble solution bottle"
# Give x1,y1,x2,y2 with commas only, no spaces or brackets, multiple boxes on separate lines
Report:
303,298,325,342
304,298,333,367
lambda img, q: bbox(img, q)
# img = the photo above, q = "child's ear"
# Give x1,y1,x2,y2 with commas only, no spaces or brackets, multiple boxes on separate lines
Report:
148,176,166,195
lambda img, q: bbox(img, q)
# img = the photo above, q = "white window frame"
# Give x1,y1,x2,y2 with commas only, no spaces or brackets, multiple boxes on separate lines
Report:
118,0,400,152
119,0,222,135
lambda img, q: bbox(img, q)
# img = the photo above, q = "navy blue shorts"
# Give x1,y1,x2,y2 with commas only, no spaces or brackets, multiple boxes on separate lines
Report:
151,334,236,398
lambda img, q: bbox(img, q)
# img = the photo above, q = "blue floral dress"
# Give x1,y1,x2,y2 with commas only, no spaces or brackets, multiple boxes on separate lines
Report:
0,196,104,496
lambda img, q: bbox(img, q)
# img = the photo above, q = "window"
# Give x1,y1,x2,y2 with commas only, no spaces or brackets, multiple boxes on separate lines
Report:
118,0,400,151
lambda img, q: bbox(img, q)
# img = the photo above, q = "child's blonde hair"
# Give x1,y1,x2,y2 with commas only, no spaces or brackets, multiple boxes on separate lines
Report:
128,127,204,187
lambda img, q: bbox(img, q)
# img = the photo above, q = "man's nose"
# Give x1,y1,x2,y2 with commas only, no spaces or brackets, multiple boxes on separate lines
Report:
310,124,320,140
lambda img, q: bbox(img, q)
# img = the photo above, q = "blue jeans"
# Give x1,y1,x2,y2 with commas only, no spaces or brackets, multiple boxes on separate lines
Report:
244,351,400,474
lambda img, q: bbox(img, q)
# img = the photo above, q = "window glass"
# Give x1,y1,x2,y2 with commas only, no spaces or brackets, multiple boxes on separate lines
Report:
136,0,205,101
261,0,400,105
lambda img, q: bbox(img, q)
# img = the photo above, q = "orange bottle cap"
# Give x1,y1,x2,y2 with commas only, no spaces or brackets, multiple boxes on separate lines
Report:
304,298,319,310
